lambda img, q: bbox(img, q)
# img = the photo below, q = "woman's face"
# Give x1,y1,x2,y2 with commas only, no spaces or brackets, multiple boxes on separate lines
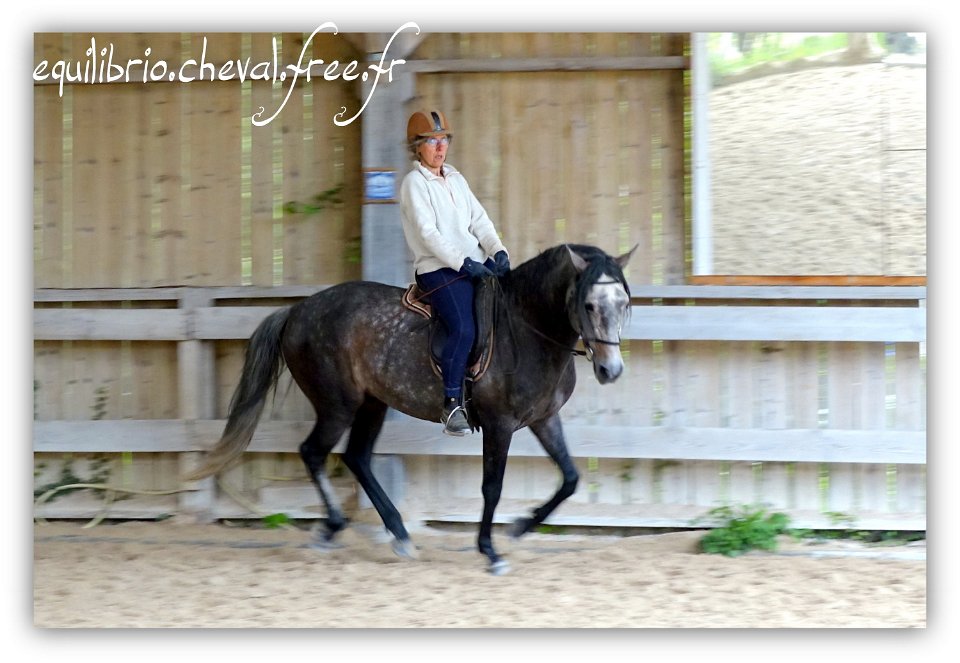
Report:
417,135,449,173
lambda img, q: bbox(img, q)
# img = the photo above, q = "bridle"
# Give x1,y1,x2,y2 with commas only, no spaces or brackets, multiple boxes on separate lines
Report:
572,279,624,362
513,277,625,363
410,270,626,366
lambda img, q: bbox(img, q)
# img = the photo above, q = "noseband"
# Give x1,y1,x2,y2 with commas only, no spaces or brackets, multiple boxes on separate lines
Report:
504,274,627,363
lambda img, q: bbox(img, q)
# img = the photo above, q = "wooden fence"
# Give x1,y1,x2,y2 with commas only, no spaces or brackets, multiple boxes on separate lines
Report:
33,31,925,533
33,284,926,531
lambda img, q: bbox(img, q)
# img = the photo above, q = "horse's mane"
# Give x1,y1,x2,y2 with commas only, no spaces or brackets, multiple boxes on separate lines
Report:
512,244,629,294
507,244,631,335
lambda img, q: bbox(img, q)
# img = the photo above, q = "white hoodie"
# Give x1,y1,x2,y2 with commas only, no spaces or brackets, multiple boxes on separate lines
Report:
400,161,508,275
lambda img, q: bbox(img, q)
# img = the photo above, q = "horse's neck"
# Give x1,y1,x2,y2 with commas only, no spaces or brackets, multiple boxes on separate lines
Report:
504,262,579,348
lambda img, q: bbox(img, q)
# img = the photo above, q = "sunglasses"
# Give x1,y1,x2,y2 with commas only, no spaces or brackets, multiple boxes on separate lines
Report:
422,136,450,147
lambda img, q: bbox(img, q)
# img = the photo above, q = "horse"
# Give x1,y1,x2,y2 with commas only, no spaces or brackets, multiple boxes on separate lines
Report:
185,243,635,574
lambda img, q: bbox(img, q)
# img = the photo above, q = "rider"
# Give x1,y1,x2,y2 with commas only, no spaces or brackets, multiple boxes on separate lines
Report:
399,109,511,436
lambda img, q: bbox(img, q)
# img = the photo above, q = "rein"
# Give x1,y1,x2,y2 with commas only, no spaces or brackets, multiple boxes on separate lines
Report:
506,278,625,362
407,270,624,365
409,273,469,302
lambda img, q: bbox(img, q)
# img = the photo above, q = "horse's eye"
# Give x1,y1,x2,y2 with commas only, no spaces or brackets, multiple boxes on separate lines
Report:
584,303,595,313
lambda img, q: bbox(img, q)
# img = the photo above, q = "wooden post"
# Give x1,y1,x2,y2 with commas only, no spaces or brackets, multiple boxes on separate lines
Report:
360,31,420,287
357,32,422,510
177,288,217,521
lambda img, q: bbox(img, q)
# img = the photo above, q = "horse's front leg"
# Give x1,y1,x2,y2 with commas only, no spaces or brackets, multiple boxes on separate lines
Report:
509,413,579,539
478,423,513,575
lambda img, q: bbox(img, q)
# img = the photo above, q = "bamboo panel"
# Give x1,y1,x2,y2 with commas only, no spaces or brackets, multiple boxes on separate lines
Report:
681,341,723,512
34,336,179,422
186,77,242,285
33,341,64,420
616,340,656,428
148,79,186,286
621,73,654,281
497,36,532,261
214,340,246,419
462,70,502,229
108,85,149,287
34,70,64,288
309,33,348,284
280,85,308,284
415,65,683,274
658,66,687,285
530,69,563,256
894,342,926,516
69,86,106,286
592,72,620,252
249,76,276,289
755,340,790,508
858,342,890,513
129,341,180,420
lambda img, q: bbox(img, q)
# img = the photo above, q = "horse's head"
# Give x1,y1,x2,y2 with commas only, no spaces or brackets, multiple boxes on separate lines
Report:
566,245,636,384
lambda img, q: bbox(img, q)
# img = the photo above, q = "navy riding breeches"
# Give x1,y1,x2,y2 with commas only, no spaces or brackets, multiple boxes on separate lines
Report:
416,260,494,399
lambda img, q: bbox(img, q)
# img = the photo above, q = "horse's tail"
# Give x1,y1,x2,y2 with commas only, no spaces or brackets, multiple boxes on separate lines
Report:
183,307,291,481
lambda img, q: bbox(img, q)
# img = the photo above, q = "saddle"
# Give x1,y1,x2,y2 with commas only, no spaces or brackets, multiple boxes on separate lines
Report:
401,275,497,384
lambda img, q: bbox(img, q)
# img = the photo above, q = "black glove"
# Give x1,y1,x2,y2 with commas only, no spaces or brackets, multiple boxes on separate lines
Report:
493,250,511,276
460,257,494,280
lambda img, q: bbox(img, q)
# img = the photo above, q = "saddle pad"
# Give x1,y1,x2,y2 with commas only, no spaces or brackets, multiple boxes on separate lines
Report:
402,283,432,319
399,278,497,383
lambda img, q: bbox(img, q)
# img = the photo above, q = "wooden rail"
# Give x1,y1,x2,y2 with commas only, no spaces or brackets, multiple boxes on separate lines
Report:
34,285,927,343
33,285,928,530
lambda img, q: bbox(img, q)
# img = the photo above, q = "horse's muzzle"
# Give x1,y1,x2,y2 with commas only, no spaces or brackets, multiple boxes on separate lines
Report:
593,357,624,384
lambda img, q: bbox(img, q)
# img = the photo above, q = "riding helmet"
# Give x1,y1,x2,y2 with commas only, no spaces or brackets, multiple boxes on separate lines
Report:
407,109,453,144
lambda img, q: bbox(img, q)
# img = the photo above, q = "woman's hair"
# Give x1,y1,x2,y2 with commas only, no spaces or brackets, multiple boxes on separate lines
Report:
407,138,423,159
407,134,453,160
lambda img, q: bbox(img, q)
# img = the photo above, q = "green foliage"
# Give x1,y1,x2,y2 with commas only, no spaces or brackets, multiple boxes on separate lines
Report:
91,385,110,420
283,184,344,216
33,456,112,502
695,505,792,557
261,512,291,529
708,32,851,80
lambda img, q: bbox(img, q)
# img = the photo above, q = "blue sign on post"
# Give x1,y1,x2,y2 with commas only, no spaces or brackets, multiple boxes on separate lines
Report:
364,169,397,203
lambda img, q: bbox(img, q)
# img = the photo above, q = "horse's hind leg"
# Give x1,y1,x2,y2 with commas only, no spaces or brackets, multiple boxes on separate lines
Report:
509,413,579,539
340,397,418,560
299,416,352,547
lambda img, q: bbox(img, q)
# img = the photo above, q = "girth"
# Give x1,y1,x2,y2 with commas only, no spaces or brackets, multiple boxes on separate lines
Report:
401,275,497,383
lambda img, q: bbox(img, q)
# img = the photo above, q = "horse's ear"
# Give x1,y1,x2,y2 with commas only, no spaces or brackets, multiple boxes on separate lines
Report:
615,244,639,268
566,245,589,273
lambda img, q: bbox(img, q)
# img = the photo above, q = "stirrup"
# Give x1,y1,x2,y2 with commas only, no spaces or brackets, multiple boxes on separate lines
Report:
441,404,470,436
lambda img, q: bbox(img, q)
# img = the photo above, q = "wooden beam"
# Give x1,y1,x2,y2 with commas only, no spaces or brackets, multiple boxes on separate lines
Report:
191,306,284,340
689,275,927,286
34,285,325,303
33,301,926,343
33,419,926,465
623,305,925,342
32,308,188,341
404,55,689,73
35,283,927,305
628,285,926,301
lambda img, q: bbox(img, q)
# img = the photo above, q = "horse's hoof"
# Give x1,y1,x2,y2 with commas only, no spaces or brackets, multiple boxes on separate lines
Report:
488,559,512,576
391,537,420,561
308,537,345,552
509,517,533,539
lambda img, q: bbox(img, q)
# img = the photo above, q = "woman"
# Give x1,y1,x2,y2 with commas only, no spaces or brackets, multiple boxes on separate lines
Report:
399,109,511,436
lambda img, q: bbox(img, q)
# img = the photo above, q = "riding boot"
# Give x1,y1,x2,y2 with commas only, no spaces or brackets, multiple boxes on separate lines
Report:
441,397,470,436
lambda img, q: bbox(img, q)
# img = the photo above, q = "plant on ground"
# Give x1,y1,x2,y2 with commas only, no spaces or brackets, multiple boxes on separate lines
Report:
694,504,792,557
262,513,291,529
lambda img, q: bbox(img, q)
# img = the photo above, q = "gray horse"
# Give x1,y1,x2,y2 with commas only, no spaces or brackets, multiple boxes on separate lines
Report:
186,243,634,574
